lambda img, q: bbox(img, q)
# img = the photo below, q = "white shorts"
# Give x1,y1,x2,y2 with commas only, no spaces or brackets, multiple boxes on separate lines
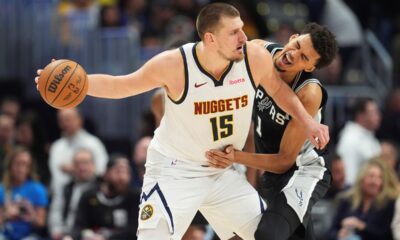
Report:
137,148,266,239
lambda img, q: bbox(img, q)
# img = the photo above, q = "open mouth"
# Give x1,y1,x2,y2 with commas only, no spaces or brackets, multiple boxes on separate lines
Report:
236,45,243,51
282,52,293,65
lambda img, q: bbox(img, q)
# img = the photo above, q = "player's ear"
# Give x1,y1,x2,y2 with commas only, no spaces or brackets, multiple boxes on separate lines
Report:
304,65,315,72
204,32,215,44
289,34,299,41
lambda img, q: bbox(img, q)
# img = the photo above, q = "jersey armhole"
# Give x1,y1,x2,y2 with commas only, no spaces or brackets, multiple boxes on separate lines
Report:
244,44,257,91
167,47,189,104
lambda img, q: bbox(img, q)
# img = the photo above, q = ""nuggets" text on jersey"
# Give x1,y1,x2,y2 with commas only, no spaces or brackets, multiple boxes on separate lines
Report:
194,95,248,115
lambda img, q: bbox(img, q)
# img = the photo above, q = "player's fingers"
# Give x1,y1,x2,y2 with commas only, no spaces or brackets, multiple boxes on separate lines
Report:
37,69,42,75
206,151,223,160
51,58,56,62
206,152,231,167
210,149,232,158
206,158,224,168
209,160,229,168
35,76,40,91
224,145,234,153
317,126,329,149
310,137,319,149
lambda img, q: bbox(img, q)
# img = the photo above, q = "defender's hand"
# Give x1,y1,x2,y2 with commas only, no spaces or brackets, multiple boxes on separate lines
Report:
306,121,329,149
205,145,235,169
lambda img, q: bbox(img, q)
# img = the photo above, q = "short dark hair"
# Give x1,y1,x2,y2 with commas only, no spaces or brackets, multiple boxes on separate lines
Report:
196,3,240,40
351,97,376,120
301,23,338,68
107,153,129,171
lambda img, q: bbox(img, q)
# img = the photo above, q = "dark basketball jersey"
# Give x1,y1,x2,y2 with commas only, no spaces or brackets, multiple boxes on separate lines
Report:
253,42,328,156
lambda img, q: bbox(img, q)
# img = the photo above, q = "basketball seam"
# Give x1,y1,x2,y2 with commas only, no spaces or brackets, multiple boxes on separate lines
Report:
59,66,88,108
50,63,79,105
44,60,69,101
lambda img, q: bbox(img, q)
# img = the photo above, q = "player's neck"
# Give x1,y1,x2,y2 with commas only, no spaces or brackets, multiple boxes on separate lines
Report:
279,71,300,85
196,42,231,80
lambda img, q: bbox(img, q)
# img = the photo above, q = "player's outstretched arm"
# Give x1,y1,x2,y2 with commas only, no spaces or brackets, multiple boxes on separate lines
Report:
246,42,329,149
87,49,183,99
206,83,323,173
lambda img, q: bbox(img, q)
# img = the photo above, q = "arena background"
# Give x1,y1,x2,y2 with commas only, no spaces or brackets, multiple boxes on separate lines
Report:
0,0,399,239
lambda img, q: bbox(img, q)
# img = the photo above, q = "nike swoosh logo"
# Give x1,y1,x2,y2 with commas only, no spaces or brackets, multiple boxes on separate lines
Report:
194,82,208,88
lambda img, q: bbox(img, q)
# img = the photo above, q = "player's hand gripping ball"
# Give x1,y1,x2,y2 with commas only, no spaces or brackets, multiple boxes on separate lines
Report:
37,59,88,109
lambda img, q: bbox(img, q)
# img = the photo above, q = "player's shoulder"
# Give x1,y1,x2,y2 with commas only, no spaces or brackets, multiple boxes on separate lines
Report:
296,79,324,105
151,48,183,66
144,48,184,78
246,41,273,66
250,39,280,50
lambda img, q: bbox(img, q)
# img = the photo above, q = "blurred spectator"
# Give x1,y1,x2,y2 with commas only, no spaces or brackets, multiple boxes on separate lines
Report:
0,147,48,240
270,22,295,46
172,0,199,20
325,154,349,200
344,0,396,51
141,0,174,47
320,0,362,79
131,136,151,188
336,98,382,185
0,114,15,174
378,88,400,142
48,108,108,195
182,223,206,240
100,5,124,28
15,111,50,186
57,0,100,47
329,158,399,240
68,154,140,240
221,0,266,40
49,148,99,240
314,55,342,85
121,0,147,33
0,96,20,120
380,140,399,174
164,15,195,47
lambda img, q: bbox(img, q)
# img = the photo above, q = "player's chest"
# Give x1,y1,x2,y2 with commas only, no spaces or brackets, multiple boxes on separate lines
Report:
254,88,290,126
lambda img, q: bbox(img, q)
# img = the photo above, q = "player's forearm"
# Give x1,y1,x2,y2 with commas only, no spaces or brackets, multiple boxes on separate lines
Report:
234,150,293,174
271,81,314,128
88,74,133,99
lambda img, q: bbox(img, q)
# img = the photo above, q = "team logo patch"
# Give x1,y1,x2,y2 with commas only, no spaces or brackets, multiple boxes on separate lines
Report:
257,96,272,112
140,204,154,221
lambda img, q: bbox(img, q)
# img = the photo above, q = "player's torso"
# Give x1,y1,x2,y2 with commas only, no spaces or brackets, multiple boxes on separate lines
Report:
152,42,256,165
253,43,327,157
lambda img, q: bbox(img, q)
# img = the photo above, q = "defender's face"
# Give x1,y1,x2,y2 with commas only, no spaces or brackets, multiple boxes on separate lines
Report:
275,34,320,72
212,16,247,61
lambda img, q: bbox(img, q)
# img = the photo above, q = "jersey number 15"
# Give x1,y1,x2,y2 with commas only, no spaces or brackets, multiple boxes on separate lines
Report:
210,115,233,141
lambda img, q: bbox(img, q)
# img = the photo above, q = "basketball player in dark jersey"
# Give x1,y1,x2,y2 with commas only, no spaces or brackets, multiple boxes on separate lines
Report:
206,23,338,239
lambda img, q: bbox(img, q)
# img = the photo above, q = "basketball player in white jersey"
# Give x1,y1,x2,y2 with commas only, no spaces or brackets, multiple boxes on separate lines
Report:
206,23,338,239
35,3,330,239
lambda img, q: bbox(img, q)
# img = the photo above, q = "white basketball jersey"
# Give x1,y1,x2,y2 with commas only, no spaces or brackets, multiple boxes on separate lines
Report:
150,42,256,168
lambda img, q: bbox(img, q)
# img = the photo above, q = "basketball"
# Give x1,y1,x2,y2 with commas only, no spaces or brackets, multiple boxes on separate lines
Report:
38,59,88,109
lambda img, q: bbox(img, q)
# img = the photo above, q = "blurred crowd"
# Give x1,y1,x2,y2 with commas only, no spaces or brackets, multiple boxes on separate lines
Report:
0,0,400,239
51,0,400,85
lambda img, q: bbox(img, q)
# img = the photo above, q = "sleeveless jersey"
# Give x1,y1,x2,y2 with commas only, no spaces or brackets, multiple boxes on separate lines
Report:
253,43,328,165
151,42,256,166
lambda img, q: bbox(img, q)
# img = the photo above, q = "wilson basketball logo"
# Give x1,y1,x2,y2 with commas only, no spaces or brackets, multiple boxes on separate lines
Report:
47,65,72,93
